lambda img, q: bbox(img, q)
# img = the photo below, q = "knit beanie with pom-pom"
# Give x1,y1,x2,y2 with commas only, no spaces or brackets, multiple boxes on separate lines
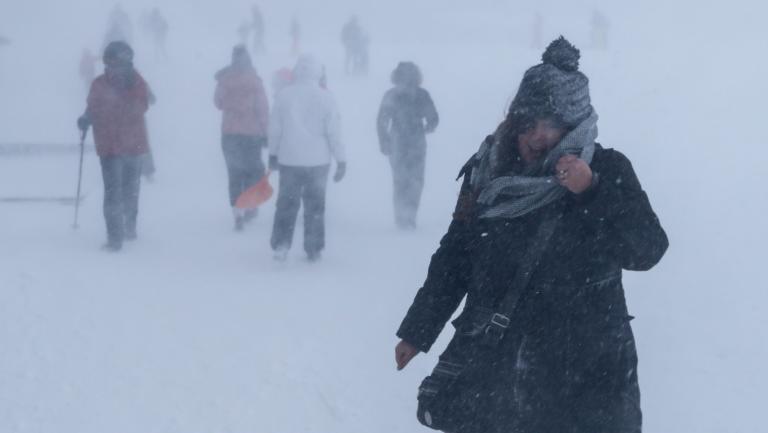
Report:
508,36,593,128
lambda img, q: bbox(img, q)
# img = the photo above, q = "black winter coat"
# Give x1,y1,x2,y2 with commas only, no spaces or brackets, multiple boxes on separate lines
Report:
377,86,439,157
397,144,668,433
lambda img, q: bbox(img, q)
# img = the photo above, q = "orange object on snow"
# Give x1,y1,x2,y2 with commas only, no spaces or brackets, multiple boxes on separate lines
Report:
235,171,273,209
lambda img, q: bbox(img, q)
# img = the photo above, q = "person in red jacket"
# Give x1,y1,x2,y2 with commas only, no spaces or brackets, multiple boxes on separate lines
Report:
78,41,151,251
214,45,270,230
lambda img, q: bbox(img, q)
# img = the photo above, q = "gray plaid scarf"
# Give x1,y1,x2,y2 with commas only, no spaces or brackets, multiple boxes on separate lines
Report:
471,111,598,219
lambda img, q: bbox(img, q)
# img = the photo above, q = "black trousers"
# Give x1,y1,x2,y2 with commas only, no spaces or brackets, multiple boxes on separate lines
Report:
221,134,266,206
100,155,143,245
270,165,330,254
389,143,426,227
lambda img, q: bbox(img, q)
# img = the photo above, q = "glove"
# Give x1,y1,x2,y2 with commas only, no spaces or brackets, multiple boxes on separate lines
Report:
333,162,346,183
77,114,91,132
268,155,279,171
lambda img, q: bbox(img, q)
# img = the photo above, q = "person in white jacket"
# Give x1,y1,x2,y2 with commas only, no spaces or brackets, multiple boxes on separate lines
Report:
268,54,346,262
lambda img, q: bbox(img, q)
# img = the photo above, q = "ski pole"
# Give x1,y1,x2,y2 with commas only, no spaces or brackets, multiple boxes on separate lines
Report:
72,128,87,229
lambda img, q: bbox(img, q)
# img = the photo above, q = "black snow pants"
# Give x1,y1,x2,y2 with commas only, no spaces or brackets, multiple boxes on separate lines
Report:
221,134,266,206
100,154,143,246
389,141,426,228
270,164,330,255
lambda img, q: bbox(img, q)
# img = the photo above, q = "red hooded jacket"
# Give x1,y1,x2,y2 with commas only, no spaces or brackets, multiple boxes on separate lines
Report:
87,70,150,157
214,66,269,138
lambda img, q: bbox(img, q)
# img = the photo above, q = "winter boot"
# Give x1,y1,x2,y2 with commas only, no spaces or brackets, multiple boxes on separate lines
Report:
306,251,322,262
101,241,122,252
124,226,137,241
273,247,289,262
244,208,258,223
233,208,246,231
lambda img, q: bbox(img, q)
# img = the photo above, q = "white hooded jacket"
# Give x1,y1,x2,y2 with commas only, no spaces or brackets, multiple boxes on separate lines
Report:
268,55,345,167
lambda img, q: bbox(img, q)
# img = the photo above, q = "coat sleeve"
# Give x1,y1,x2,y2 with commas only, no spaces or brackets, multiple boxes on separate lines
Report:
376,90,393,154
573,149,669,271
324,94,345,163
85,80,98,118
422,90,439,134
396,175,474,352
254,78,270,137
268,97,282,158
133,77,150,115
214,79,225,110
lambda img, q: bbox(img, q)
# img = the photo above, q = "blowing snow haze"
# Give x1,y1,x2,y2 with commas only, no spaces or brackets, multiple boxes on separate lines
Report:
0,1,766,432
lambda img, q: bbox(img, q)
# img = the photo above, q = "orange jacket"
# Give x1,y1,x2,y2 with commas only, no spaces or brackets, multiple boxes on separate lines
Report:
87,70,150,157
215,66,269,137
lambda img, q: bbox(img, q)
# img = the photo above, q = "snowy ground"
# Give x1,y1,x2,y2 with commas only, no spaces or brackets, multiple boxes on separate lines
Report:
1,1,767,432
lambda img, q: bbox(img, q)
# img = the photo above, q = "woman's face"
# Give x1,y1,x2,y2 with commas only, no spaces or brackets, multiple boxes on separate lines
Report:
517,119,567,163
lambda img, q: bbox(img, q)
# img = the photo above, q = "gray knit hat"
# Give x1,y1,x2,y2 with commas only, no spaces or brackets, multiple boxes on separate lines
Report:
508,36,592,127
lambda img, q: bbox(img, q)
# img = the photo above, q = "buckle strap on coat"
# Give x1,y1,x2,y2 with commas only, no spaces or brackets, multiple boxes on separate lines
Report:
480,212,561,347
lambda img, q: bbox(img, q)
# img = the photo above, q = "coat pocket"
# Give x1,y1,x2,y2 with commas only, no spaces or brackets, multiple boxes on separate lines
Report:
451,306,494,338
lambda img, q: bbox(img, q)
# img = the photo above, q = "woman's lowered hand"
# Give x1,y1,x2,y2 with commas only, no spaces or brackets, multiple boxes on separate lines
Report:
395,339,420,370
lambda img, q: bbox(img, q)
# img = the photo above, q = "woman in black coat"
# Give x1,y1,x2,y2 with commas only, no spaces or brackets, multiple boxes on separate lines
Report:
394,37,668,433
377,62,439,229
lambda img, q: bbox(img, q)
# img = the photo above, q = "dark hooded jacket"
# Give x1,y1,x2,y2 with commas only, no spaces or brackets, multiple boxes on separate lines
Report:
397,138,668,433
377,85,438,157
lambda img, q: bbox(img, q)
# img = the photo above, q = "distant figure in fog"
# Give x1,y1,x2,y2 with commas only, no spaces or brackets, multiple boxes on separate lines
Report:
77,41,152,252
237,21,251,48
214,45,270,231
251,5,266,54
268,55,346,262
341,16,369,75
142,7,168,59
104,5,133,48
141,87,158,182
377,62,439,229
290,15,301,56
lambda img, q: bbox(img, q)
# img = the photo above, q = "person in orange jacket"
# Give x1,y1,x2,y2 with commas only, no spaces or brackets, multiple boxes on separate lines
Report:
77,41,151,251
214,45,270,230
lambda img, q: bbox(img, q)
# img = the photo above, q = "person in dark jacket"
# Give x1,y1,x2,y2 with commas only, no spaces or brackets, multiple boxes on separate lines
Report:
215,45,270,230
78,41,151,251
394,37,668,433
377,62,438,229
341,16,369,75
251,5,266,54
103,5,133,49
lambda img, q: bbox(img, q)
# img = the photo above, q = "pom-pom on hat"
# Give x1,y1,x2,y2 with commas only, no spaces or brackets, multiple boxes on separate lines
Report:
508,36,592,128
